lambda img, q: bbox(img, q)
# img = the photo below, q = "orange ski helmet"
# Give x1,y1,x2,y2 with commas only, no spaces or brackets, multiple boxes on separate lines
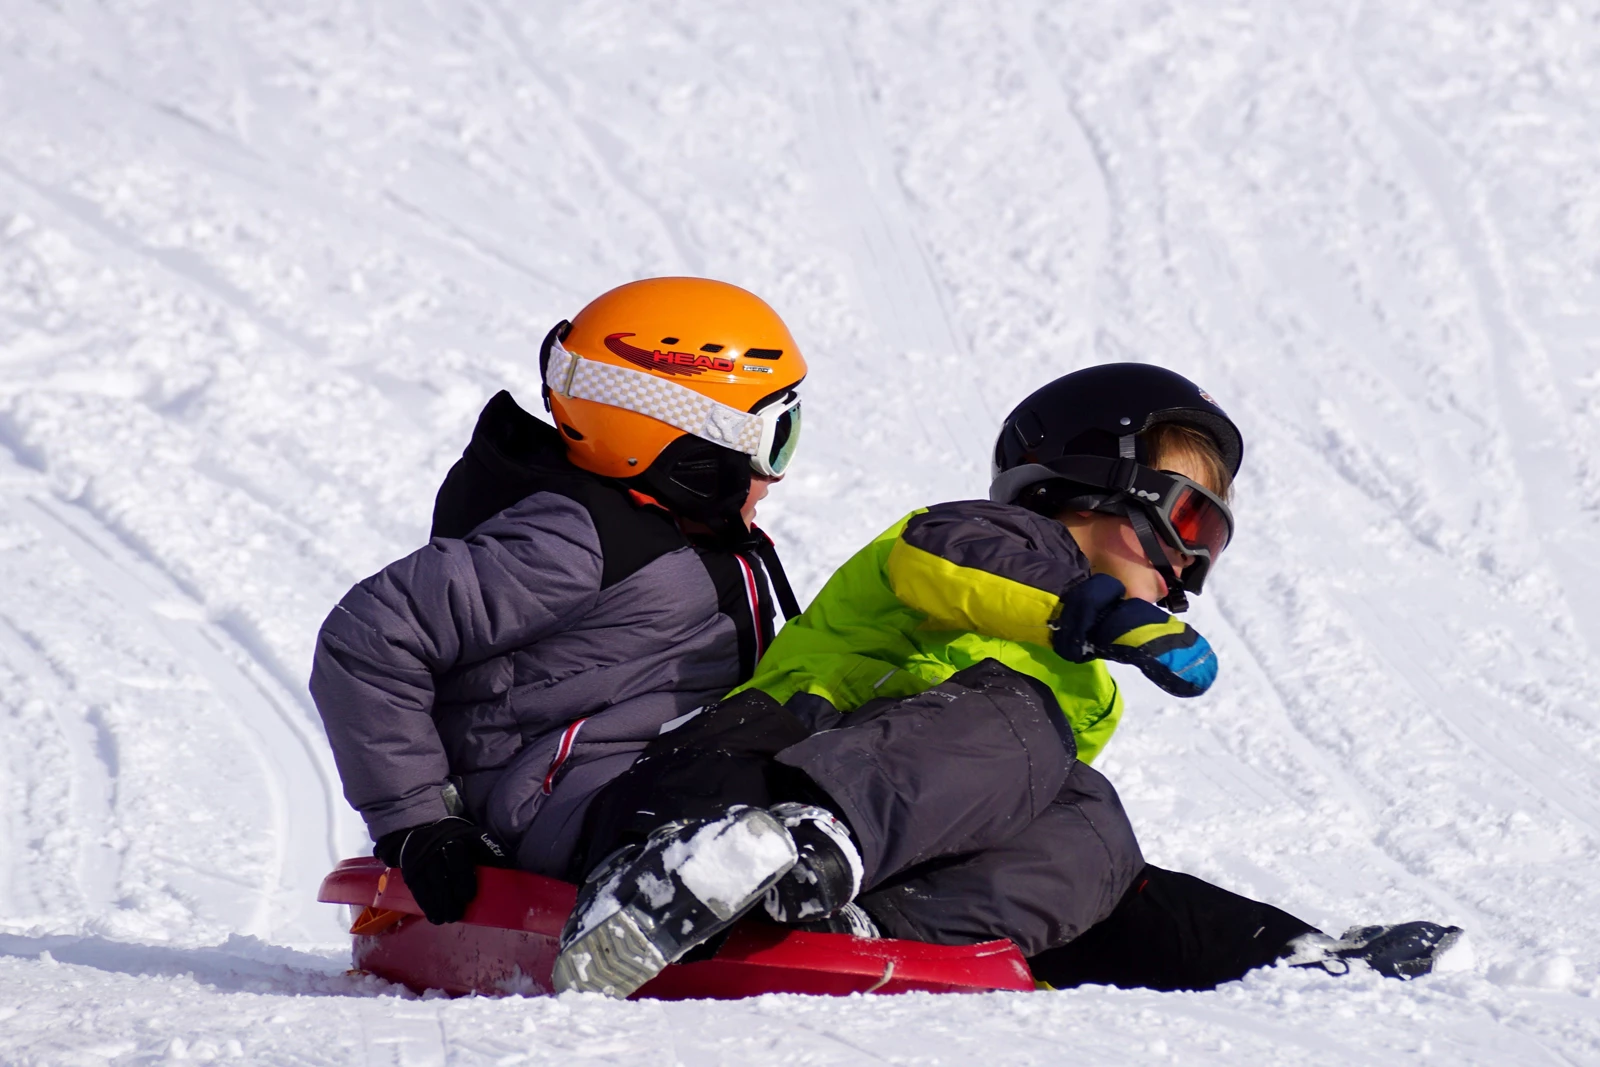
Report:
540,277,808,524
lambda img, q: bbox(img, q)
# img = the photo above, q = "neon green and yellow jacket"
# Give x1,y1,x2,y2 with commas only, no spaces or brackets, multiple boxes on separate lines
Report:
734,500,1124,763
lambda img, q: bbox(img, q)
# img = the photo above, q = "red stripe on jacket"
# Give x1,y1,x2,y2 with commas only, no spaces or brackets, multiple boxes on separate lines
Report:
735,554,764,668
542,717,589,796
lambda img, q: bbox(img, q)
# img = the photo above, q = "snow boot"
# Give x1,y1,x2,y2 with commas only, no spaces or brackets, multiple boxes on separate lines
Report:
1287,921,1464,980
552,806,798,998
762,802,864,926
795,902,882,938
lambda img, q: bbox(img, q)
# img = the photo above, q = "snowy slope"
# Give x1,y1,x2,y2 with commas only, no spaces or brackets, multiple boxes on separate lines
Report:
3,0,1600,1062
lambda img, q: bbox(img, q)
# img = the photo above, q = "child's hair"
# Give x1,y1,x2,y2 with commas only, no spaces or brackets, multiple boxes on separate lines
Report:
1142,422,1233,501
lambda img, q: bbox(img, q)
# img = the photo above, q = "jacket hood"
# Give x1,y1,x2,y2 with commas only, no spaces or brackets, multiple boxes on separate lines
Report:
432,390,594,539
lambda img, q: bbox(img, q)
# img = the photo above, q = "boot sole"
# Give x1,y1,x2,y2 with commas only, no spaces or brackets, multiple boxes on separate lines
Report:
553,807,797,998
552,905,669,998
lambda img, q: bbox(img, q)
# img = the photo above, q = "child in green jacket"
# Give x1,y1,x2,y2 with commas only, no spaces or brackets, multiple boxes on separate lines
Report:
553,363,1460,997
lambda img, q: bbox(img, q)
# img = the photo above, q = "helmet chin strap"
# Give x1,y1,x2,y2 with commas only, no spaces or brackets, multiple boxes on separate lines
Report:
1128,507,1189,614
1116,434,1188,614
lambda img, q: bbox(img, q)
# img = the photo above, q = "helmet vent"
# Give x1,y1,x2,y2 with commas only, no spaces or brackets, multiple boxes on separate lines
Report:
660,336,679,345
1014,410,1047,450
744,348,783,360
561,423,585,441
700,343,725,353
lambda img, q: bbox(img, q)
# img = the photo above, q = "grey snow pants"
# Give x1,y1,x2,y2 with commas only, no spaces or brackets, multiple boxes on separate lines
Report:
575,659,1143,956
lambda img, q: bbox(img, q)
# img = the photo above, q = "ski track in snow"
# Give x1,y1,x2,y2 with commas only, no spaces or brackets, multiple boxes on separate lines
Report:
3,0,1600,1062
0,446,347,943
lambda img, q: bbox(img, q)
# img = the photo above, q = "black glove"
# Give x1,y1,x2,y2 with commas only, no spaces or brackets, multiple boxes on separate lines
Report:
374,816,511,925
1053,574,1218,698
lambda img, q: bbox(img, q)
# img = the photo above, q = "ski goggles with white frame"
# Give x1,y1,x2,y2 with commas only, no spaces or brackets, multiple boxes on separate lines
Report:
543,333,802,478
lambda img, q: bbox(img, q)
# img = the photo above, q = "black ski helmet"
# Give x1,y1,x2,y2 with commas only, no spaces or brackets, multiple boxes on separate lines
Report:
992,363,1242,482
990,363,1243,611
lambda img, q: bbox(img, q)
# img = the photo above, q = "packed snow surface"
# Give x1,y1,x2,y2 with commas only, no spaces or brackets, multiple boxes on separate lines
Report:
3,0,1600,1062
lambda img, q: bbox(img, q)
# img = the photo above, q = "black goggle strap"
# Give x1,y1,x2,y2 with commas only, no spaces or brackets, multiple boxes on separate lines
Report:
1118,434,1189,614
1128,505,1189,615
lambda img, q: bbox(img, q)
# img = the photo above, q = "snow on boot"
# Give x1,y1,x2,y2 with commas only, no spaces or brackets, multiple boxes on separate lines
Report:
762,802,864,925
795,901,881,939
552,806,798,998
1286,921,1464,980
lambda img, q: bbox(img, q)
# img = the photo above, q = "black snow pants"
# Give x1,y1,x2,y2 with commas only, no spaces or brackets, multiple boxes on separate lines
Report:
1027,864,1320,991
576,659,1145,957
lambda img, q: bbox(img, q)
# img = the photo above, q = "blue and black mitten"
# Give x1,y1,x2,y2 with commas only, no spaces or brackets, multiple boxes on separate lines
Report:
1053,574,1218,698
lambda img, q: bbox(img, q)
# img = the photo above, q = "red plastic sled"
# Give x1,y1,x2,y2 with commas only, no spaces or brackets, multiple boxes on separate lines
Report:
318,857,1035,999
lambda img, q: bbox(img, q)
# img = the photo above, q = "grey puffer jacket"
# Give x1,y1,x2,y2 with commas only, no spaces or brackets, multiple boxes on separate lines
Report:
310,392,785,877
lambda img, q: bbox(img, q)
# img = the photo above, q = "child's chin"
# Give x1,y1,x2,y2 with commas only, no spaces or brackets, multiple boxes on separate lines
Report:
1129,576,1166,604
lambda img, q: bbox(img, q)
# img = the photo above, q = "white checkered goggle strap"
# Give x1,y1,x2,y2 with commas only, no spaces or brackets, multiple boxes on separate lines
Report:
545,340,766,457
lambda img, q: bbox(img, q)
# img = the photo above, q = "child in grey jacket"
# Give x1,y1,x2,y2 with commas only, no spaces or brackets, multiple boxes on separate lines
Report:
310,277,808,923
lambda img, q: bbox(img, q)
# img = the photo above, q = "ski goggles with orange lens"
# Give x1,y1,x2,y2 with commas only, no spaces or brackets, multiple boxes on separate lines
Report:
1143,469,1231,563
1096,462,1231,571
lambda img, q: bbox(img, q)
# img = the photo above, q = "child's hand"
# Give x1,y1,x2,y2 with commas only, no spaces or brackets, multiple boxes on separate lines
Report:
374,816,513,924
1053,574,1218,697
